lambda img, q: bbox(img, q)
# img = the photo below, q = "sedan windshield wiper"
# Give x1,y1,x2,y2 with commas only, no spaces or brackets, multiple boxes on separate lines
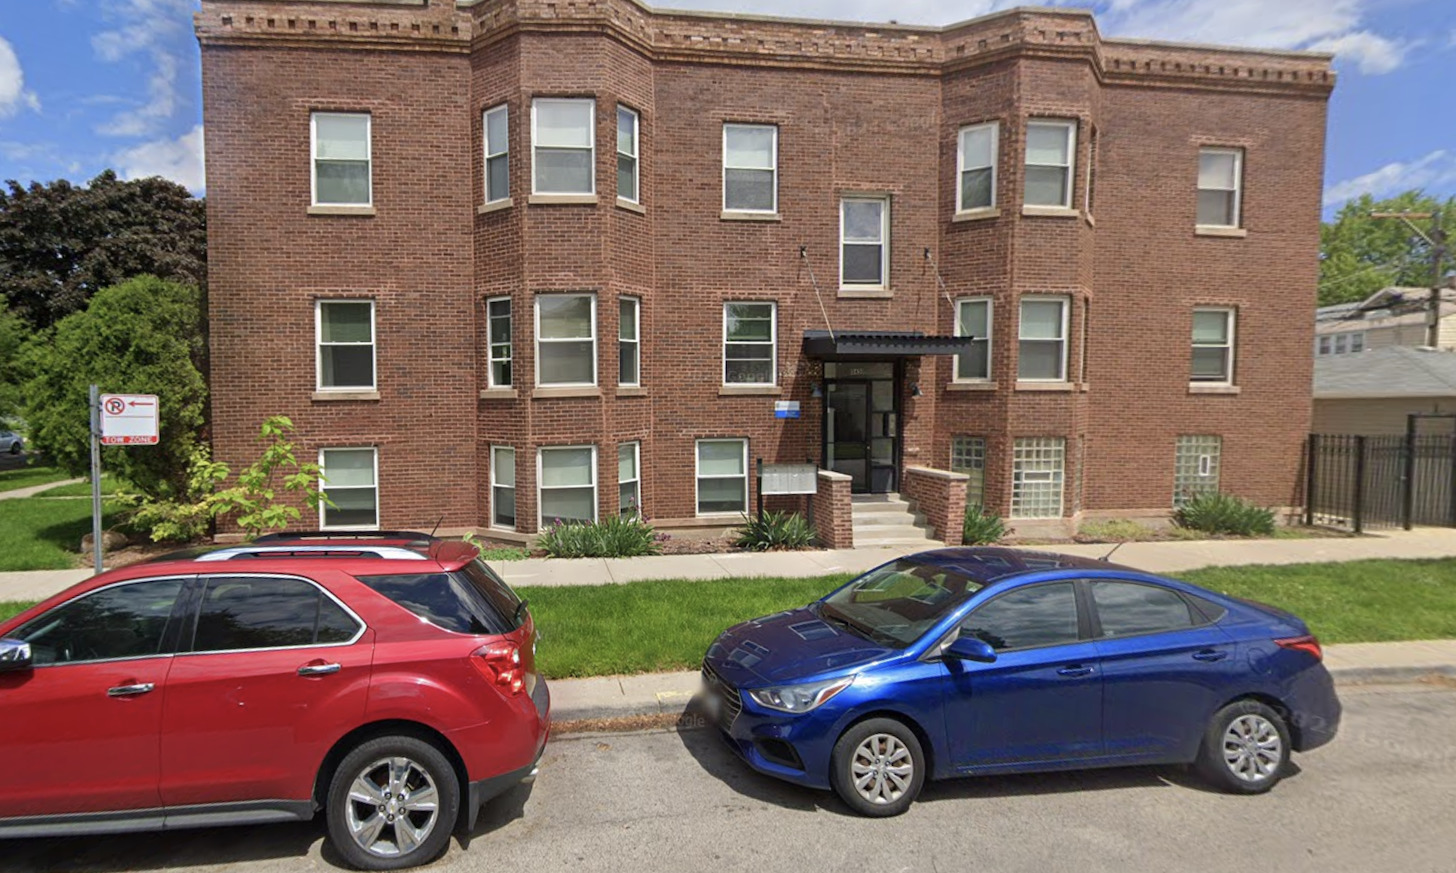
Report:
818,603,884,644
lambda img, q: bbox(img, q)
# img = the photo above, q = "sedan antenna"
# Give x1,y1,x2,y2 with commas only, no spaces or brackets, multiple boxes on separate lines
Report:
1099,541,1127,563
429,514,444,538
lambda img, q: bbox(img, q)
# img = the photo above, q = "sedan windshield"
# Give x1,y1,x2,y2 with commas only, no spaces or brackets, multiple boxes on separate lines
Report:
820,559,983,648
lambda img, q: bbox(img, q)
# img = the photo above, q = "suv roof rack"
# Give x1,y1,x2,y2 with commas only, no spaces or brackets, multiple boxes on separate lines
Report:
252,530,440,544
195,544,429,562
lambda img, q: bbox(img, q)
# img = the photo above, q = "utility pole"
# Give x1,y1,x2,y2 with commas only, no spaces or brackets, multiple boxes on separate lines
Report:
1370,210,1448,347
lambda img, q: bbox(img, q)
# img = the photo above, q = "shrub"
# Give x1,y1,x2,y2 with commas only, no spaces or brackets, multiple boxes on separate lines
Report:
461,531,529,562
735,511,815,551
1173,492,1276,537
536,515,663,558
1078,519,1157,542
962,506,1009,545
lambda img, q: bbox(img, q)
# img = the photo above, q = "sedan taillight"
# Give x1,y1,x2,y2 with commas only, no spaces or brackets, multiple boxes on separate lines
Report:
472,641,525,696
1275,635,1323,661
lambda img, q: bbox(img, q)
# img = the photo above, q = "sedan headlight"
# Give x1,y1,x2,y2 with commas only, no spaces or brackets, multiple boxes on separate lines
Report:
747,676,854,714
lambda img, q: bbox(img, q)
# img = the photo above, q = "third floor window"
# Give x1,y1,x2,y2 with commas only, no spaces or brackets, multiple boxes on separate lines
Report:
840,197,888,289
957,122,998,212
532,98,595,196
723,123,777,213
1024,120,1076,209
312,112,371,207
1197,148,1243,228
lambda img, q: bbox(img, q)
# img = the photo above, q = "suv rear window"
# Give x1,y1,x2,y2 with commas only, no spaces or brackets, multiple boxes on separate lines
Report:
357,559,524,635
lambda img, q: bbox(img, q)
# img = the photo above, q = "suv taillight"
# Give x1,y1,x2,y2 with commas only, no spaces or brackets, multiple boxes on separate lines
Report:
1275,635,1323,661
472,641,525,696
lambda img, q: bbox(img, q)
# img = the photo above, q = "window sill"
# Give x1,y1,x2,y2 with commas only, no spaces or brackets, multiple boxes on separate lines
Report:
1189,384,1241,394
1195,225,1248,238
720,210,781,222
838,288,893,299
947,381,998,392
1015,381,1076,392
1084,212,1096,227
478,387,518,400
532,386,602,399
308,205,376,217
952,207,1000,223
719,385,781,396
1021,205,1079,219
312,390,380,401
616,198,646,214
477,198,514,215
528,194,597,206
616,386,648,397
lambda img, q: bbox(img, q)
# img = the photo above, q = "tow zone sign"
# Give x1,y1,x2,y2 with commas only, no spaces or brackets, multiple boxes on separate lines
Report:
100,394,159,445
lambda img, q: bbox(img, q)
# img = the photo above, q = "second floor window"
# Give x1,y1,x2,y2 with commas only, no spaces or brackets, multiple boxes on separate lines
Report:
1024,120,1076,209
312,112,371,206
955,298,991,381
840,197,888,289
1191,307,1235,384
723,301,776,385
532,98,595,196
1018,297,1068,381
617,106,639,203
536,294,596,387
957,122,998,212
723,123,777,213
487,297,511,388
1198,148,1243,228
317,300,375,390
619,297,640,386
484,105,509,203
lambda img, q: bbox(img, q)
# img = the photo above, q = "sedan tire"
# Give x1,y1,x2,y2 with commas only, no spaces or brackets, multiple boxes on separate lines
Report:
326,736,460,871
830,717,926,817
1195,700,1291,794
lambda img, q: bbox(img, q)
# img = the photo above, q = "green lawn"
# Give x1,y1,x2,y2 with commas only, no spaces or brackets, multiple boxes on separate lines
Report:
31,476,120,498
0,497,122,571
1,601,32,623
0,465,73,493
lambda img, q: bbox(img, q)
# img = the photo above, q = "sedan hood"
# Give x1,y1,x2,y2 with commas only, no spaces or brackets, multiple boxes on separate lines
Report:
704,606,893,687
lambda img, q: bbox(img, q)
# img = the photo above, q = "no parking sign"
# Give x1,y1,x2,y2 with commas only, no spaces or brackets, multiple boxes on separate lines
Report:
99,394,159,445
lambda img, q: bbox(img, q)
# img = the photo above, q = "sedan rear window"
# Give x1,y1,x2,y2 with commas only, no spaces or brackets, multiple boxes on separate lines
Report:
357,560,524,635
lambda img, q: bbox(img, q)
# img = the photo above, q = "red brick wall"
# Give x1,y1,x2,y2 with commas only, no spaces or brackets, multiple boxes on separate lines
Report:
902,466,969,546
811,470,854,549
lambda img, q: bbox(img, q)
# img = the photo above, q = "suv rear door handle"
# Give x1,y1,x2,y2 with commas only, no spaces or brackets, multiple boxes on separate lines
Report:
1057,665,1094,677
298,663,341,676
108,682,156,697
1192,650,1229,662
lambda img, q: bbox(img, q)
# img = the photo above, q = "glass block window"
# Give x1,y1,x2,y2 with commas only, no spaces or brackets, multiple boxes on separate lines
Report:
1174,435,1221,508
312,112,371,206
539,445,597,526
723,301,776,385
619,442,641,517
954,298,991,380
957,122,998,212
487,297,511,388
951,436,987,509
1011,437,1065,519
320,448,378,529
491,446,515,529
484,104,509,203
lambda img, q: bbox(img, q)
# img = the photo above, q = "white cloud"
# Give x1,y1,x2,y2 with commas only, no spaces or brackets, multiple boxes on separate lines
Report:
0,35,41,118
115,124,205,192
1307,30,1409,75
98,51,179,137
91,0,196,137
1323,150,1456,207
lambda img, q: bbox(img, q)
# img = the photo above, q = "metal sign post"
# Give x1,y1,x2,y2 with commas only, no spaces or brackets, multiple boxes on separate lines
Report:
88,385,103,573
88,390,161,573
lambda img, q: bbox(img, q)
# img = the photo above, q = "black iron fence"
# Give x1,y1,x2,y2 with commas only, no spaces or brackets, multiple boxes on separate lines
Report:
1306,433,1456,532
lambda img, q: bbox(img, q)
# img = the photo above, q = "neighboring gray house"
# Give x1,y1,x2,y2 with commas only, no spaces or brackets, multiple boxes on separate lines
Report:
1313,346,1456,435
1315,287,1456,357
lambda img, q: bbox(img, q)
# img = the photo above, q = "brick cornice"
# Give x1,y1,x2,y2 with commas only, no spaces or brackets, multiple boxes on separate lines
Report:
195,1,473,53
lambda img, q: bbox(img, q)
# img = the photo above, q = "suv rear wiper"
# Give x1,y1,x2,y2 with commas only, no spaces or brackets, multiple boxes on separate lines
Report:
513,598,529,626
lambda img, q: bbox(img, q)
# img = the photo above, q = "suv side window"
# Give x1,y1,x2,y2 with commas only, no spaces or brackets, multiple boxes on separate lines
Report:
12,578,186,666
356,566,520,635
1090,580,1196,637
960,582,1080,651
191,576,360,652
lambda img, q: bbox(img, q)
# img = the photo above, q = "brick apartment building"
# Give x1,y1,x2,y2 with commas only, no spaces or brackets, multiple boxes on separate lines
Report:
196,0,1333,541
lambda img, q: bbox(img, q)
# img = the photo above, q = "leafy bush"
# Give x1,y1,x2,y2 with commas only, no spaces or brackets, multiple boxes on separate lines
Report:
735,511,815,551
536,515,663,558
962,506,1009,545
1078,519,1157,542
1173,492,1276,537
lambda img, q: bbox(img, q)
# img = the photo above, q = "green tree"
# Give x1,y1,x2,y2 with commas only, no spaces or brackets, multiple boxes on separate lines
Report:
0,301,27,420
0,171,206,329
21,275,206,500
1320,191,1456,306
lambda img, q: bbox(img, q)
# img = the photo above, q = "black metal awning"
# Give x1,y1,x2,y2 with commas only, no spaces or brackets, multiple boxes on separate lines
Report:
802,330,975,360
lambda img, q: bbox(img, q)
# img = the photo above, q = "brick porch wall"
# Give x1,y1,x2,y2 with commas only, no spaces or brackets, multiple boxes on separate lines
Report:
902,466,970,547
811,470,854,549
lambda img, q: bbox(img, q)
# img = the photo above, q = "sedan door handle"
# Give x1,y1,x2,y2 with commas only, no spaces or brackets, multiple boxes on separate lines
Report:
108,682,156,697
1192,650,1230,662
1056,665,1094,677
298,663,341,676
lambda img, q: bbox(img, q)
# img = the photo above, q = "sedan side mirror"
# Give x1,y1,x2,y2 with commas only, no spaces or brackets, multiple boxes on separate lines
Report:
944,636,997,663
0,638,32,673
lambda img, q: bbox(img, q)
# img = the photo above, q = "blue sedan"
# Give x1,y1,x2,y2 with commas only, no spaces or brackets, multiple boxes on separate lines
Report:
701,548,1341,816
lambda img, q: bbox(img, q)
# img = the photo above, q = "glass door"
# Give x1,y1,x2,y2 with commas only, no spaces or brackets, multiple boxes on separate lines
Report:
824,361,900,493
826,381,869,492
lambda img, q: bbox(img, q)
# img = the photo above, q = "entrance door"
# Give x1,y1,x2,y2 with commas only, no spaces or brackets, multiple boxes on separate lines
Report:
824,362,899,493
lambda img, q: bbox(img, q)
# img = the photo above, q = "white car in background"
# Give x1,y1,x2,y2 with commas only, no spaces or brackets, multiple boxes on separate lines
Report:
0,430,23,455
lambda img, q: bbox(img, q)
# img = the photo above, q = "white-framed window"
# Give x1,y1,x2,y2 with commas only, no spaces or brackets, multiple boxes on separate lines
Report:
316,299,376,390
954,298,992,381
1334,333,1349,355
957,121,998,212
487,297,511,388
617,105,639,203
1197,147,1243,228
319,447,379,530
1173,435,1221,509
1018,296,1069,381
538,445,597,526
722,123,777,213
1011,437,1064,519
536,293,596,387
696,438,748,515
491,446,516,529
619,296,640,387
1191,307,1235,384
1350,332,1365,353
532,98,595,196
840,197,889,289
950,435,987,509
1316,335,1332,356
312,112,371,207
723,301,776,385
1024,119,1076,208
618,441,641,517
483,104,509,203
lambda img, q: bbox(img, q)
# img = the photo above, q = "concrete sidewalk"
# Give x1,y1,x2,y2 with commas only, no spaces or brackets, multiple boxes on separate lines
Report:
548,639,1456,724
0,477,83,501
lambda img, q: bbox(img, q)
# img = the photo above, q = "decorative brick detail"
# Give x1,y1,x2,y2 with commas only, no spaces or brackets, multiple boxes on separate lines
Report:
811,470,854,549
902,466,970,546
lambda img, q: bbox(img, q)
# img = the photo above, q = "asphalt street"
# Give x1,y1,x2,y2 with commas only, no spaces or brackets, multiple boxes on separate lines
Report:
5,681,1455,873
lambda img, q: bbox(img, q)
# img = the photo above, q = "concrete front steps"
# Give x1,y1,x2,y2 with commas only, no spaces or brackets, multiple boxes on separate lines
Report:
851,493,942,548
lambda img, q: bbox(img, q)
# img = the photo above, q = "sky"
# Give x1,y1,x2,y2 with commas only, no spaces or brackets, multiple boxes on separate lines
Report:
0,0,1453,216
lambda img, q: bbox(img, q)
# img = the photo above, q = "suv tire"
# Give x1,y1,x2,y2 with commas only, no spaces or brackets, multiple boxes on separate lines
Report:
326,735,460,870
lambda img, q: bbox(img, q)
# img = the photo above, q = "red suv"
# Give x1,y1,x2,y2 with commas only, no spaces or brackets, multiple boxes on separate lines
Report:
0,531,549,870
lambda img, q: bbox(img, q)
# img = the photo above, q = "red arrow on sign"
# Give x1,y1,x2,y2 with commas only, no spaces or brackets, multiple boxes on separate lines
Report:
128,400,155,407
